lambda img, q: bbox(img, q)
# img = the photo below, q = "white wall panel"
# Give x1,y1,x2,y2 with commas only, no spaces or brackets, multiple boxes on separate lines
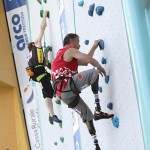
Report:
62,0,145,149
22,0,145,149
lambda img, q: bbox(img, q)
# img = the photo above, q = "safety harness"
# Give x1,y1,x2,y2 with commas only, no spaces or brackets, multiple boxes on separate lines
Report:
53,76,81,108
26,46,49,82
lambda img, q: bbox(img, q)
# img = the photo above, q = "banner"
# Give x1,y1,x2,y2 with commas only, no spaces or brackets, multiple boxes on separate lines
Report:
58,0,67,44
4,0,42,149
58,0,82,149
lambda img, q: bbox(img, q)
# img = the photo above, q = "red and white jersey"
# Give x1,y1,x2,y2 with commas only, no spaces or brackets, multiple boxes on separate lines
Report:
52,47,78,99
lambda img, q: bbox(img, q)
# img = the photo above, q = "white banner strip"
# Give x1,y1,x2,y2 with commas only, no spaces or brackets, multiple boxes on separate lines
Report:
4,0,42,149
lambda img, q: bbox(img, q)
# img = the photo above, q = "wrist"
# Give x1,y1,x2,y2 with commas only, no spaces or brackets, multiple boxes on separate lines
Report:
97,66,102,70
91,46,97,50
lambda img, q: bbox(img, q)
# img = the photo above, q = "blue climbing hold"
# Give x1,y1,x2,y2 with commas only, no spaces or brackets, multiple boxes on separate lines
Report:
88,10,94,17
78,0,84,7
99,40,104,50
96,6,104,16
101,57,107,64
84,40,89,45
105,75,109,84
107,102,113,110
89,3,95,11
112,116,119,128
88,3,95,16
99,87,102,93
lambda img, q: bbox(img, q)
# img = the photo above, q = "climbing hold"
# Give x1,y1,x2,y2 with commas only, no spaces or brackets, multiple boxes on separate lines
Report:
89,4,95,12
95,6,104,16
107,102,113,110
40,10,50,18
112,116,119,128
40,10,44,17
101,57,107,64
88,10,93,17
54,142,58,145
88,3,95,16
98,87,102,93
59,121,63,128
98,40,104,50
37,0,41,4
43,0,47,3
55,99,61,105
105,75,109,84
60,137,64,143
78,0,84,7
84,40,89,45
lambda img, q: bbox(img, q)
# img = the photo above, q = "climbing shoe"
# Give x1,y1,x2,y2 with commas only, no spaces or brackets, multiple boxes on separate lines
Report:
94,110,114,121
49,115,53,124
49,115,62,124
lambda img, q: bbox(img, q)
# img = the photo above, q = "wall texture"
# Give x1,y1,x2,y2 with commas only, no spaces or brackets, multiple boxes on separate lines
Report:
58,0,145,149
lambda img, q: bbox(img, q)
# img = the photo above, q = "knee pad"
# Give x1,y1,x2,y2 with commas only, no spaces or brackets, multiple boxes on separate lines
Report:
85,120,96,136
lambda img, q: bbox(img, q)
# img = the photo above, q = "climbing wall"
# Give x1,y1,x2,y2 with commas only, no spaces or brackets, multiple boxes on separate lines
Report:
61,0,145,149
34,0,144,149
4,0,145,149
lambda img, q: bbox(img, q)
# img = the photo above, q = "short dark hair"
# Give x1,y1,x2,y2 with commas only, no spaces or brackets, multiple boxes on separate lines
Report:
28,42,34,52
63,33,79,46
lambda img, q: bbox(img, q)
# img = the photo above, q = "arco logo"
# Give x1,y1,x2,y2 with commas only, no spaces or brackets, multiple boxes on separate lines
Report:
12,14,25,51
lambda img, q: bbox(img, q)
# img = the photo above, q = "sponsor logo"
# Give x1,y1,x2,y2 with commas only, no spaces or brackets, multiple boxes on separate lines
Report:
23,85,34,103
11,10,29,51
29,108,41,149
12,13,25,51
